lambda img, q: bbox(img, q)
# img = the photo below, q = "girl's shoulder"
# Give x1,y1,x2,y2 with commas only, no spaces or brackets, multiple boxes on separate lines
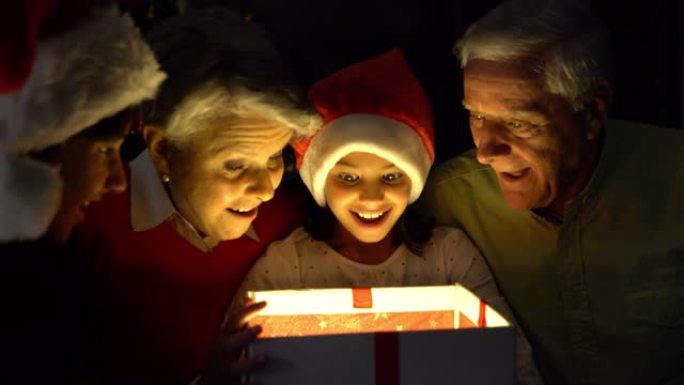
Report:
261,226,310,257
258,226,324,265
281,226,314,243
429,226,473,245
243,227,313,291
420,226,481,263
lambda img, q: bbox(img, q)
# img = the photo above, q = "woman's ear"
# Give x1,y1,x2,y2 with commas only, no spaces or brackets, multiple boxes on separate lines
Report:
585,80,613,141
142,124,171,176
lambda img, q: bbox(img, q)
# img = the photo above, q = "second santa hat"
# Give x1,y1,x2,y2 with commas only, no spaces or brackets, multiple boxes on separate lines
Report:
294,49,435,207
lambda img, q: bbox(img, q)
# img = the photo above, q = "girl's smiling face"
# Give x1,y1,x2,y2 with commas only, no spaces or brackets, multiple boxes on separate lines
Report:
324,152,411,244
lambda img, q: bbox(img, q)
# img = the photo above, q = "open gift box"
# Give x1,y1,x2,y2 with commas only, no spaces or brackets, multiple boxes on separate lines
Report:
246,284,516,385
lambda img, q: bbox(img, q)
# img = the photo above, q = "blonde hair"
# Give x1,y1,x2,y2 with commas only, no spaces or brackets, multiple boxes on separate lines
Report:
455,0,613,111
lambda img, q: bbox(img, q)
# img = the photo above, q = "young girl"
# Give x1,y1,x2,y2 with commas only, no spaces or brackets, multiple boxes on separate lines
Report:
233,49,542,384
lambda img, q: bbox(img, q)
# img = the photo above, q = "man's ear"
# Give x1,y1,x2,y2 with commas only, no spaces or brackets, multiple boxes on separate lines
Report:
585,80,613,140
142,124,171,177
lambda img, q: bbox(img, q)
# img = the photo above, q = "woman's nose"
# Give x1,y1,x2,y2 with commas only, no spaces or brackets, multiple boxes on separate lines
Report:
247,168,277,202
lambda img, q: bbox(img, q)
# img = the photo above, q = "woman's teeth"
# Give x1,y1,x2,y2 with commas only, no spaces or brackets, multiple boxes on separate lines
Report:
229,207,254,213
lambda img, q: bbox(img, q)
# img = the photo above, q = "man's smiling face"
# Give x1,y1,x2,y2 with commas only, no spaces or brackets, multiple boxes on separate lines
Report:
463,58,595,212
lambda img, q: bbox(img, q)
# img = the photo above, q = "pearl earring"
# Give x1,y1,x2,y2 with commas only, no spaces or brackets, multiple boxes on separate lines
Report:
161,174,171,183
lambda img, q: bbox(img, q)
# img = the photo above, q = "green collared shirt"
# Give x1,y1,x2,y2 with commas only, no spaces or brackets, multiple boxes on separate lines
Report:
422,120,684,385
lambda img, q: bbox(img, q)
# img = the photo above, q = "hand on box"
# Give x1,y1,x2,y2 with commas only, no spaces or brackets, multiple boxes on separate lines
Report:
200,300,266,385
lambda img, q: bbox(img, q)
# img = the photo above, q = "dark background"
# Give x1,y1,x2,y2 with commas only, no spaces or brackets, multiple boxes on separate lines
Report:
121,0,683,162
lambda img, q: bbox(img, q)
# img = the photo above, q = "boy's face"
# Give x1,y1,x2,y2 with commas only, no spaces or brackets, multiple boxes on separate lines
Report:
324,152,411,244
47,133,128,244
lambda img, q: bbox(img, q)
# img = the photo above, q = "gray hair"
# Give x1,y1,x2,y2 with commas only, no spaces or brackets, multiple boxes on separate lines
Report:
142,7,319,146
455,0,613,111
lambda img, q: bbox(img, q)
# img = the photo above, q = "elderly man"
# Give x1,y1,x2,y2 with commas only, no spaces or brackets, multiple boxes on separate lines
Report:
423,1,684,384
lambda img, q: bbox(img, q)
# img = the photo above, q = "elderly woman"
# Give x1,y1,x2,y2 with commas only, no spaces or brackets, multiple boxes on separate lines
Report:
72,8,317,385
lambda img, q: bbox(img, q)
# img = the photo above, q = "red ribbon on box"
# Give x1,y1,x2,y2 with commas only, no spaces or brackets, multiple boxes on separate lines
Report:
375,332,400,385
355,288,399,385
364,289,488,385
478,299,487,327
352,287,373,308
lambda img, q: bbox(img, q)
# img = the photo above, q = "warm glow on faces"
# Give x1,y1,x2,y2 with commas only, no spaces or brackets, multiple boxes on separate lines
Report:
463,59,594,211
48,135,128,243
324,152,411,244
166,121,292,241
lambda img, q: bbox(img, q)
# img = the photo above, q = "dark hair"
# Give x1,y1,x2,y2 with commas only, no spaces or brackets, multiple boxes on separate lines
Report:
77,108,136,141
141,7,307,129
303,199,435,256
30,108,136,164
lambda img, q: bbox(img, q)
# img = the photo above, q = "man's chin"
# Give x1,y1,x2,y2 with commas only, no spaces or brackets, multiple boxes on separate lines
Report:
501,190,537,211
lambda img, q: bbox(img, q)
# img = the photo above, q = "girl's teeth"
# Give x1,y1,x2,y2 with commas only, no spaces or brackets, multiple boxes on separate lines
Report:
357,212,383,219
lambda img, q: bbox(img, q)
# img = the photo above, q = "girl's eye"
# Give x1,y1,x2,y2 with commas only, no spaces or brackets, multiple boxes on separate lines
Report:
338,173,359,184
469,113,485,127
98,146,115,155
383,172,403,183
224,161,245,172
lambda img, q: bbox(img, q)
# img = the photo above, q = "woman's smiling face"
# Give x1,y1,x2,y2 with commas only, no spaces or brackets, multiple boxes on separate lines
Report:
160,120,293,241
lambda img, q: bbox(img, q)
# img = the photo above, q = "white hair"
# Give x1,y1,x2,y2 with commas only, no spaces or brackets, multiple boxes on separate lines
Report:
164,80,319,146
455,0,613,111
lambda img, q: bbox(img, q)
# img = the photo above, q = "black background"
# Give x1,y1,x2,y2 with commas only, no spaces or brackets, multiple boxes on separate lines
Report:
122,0,683,162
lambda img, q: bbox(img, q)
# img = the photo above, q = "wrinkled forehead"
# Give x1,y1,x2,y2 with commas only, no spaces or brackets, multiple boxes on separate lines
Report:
464,57,543,79
463,58,551,113
185,119,293,155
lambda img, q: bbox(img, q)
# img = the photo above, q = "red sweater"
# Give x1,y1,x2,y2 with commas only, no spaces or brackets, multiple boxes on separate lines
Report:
73,182,305,385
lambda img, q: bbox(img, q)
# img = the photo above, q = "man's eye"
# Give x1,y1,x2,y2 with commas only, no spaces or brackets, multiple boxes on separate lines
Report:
224,161,245,171
383,172,403,183
505,120,539,136
338,173,359,184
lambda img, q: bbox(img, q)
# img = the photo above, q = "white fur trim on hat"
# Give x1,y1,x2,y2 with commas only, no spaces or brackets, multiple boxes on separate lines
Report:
0,151,62,242
299,114,432,207
0,6,166,154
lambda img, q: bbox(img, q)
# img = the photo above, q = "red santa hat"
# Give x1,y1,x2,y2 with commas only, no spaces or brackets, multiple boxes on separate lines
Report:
0,0,91,94
1,5,166,154
0,5,166,241
292,49,434,207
